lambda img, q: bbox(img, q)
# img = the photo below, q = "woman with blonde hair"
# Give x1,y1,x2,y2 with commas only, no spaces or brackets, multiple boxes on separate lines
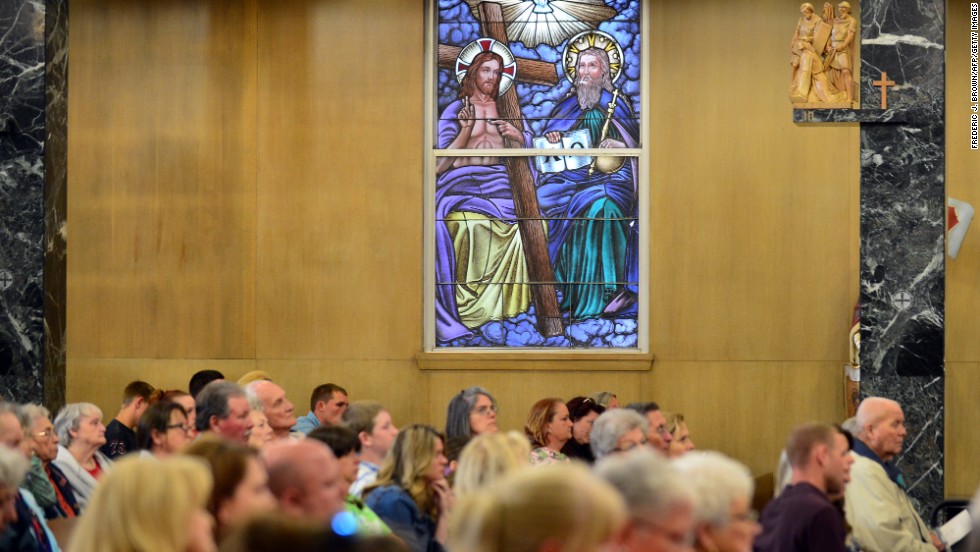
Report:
68,455,216,552
524,398,573,466
664,412,696,457
364,425,453,552
453,431,530,497
448,463,628,552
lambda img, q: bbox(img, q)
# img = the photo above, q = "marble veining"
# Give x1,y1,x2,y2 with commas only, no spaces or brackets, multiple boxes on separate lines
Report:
0,0,47,404
857,0,945,516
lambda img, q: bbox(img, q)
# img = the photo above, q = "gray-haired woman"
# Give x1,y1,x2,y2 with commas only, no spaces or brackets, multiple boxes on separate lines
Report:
445,387,498,441
52,402,112,510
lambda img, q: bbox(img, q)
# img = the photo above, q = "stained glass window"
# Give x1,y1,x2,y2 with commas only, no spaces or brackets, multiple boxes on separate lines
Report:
428,0,644,349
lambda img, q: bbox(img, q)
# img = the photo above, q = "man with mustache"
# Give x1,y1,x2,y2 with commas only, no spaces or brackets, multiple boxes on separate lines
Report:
435,49,535,343
538,47,640,320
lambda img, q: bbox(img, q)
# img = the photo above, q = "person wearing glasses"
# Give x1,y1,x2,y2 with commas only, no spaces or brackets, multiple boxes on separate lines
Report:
20,404,81,519
444,387,498,443
590,408,649,462
596,448,697,552
136,401,193,459
625,401,673,455
52,402,112,511
675,451,762,552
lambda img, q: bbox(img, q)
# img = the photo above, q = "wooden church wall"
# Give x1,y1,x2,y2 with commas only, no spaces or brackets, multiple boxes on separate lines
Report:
65,0,976,494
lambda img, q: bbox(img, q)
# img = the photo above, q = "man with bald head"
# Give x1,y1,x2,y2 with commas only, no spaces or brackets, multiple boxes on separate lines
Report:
262,439,347,523
844,397,944,551
246,380,297,440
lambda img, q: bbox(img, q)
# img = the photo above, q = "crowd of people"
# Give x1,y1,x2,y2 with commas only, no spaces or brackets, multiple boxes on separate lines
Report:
0,371,977,552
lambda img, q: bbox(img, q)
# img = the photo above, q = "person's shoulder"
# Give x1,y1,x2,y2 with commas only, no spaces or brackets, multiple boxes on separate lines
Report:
849,454,885,477
366,485,410,504
53,445,74,465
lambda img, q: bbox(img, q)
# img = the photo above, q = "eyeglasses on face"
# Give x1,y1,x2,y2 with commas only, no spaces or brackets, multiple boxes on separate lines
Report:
165,424,193,433
472,405,498,416
33,430,57,440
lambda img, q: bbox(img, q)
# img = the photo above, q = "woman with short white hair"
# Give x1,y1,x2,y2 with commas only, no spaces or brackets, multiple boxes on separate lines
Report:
673,451,761,552
589,409,648,461
52,403,111,510
595,449,696,552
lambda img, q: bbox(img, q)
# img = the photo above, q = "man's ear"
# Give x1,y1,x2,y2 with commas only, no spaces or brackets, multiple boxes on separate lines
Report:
278,487,304,516
209,415,222,432
313,401,326,414
359,431,372,448
814,444,829,468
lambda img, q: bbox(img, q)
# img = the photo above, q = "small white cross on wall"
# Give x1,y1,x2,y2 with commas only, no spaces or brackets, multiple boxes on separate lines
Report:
0,269,14,291
892,290,913,310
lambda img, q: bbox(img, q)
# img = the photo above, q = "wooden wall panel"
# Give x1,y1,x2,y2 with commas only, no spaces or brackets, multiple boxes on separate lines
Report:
946,362,980,497
945,0,980,498
426,371,652,439
67,359,258,413
67,0,257,359
66,0,980,495
254,0,425,359
649,2,861,362
649,361,845,476
258,360,428,433
947,0,980,363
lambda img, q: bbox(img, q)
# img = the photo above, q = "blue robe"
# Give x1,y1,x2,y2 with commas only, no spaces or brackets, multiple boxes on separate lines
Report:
538,89,640,319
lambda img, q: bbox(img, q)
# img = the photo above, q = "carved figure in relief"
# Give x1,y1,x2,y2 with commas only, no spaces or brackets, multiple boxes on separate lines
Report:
435,41,535,342
827,2,858,103
789,3,850,105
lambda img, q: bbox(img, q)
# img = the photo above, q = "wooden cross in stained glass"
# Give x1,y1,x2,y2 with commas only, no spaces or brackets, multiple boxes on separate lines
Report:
437,2,564,337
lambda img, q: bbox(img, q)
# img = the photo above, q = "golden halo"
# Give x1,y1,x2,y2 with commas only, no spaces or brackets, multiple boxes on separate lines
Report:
455,38,517,96
562,30,624,85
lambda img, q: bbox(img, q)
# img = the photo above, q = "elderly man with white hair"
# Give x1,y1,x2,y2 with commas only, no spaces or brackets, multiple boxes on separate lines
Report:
844,397,944,551
595,448,695,552
245,380,298,441
589,409,649,461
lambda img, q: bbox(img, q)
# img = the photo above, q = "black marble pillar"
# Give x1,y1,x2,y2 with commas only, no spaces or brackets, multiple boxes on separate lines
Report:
44,0,68,411
0,0,67,410
858,0,945,513
792,0,946,515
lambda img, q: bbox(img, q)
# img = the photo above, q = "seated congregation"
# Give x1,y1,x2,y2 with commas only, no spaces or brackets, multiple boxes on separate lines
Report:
0,372,976,552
